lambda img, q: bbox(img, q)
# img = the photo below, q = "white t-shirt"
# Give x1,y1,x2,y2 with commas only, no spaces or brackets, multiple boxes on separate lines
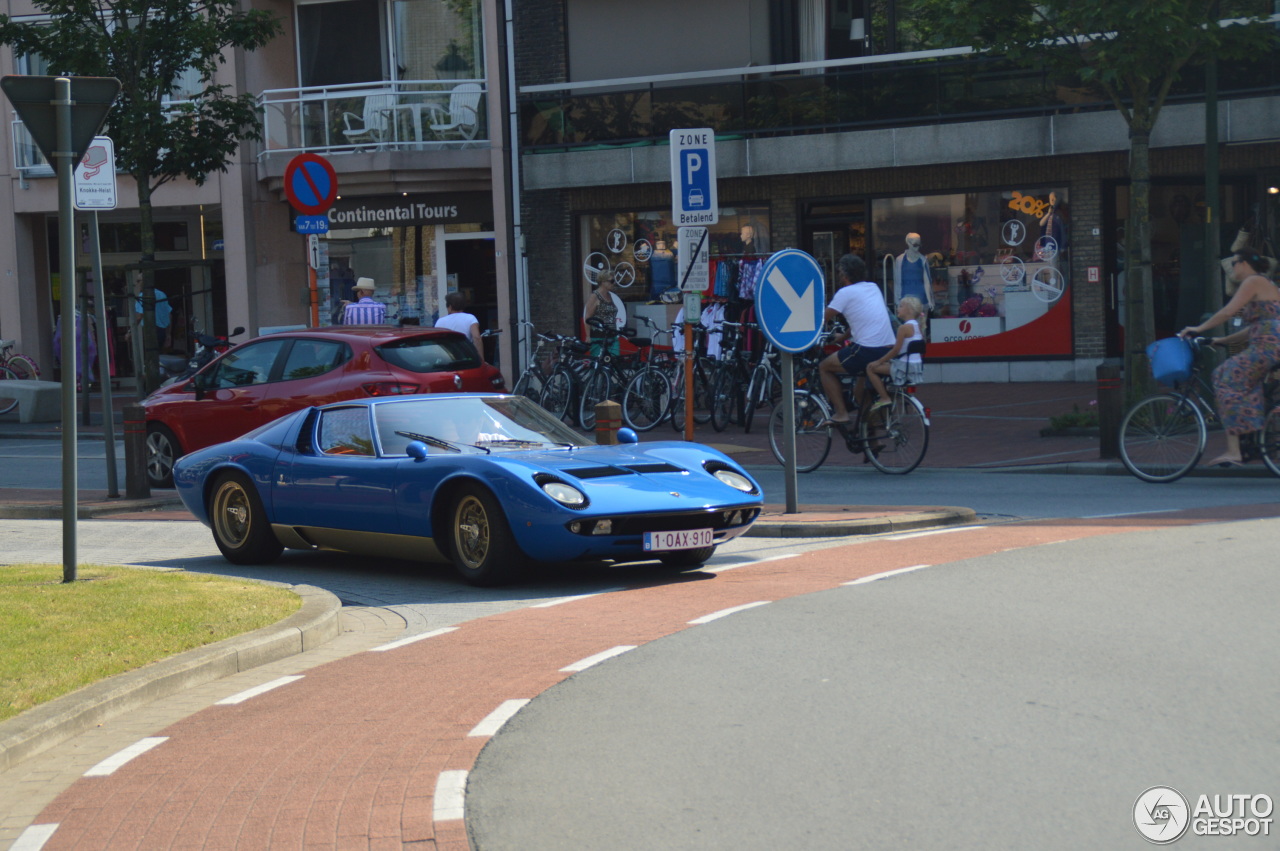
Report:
827,282,896,347
435,311,479,336
899,319,923,363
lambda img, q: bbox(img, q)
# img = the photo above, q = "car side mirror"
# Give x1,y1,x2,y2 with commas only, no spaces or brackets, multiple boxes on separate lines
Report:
191,371,212,400
406,441,430,461
617,427,638,444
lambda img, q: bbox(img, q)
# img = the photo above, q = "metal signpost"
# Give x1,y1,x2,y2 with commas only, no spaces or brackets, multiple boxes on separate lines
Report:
2,75,120,582
670,129,717,439
755,249,826,513
75,136,120,498
283,153,338,326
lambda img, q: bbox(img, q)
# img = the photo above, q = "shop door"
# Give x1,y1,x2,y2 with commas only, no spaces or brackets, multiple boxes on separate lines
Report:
444,236,498,362
802,202,867,303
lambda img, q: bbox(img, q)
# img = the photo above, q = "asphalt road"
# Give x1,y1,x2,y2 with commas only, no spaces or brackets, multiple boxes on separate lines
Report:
468,518,1280,850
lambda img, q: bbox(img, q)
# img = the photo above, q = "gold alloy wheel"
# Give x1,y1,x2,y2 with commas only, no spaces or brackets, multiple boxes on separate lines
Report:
455,494,491,569
212,479,253,549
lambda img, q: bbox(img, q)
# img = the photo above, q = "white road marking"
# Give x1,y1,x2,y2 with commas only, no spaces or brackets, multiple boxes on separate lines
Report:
215,675,303,705
843,564,933,586
708,552,801,573
468,699,530,737
688,601,771,625
370,627,458,651
561,645,637,672
10,824,58,851
84,737,168,777
1081,508,1176,519
434,770,468,822
531,588,625,608
883,525,985,541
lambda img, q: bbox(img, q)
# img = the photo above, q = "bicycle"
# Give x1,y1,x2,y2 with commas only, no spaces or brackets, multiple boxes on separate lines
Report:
511,321,555,403
537,332,592,423
0,339,41,416
742,340,783,434
708,320,754,432
620,317,676,432
1118,336,1280,482
666,323,715,431
577,319,640,430
767,340,930,474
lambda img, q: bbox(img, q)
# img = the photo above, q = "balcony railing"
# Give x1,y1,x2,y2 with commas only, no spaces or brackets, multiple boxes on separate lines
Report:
518,48,1280,152
258,79,488,160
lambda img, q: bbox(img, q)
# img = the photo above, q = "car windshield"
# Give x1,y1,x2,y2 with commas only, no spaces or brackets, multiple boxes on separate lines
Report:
375,335,480,373
374,396,591,456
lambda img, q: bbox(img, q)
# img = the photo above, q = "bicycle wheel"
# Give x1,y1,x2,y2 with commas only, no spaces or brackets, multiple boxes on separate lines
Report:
1118,393,1206,483
743,364,766,434
577,369,612,431
512,368,543,403
1259,405,1280,478
768,390,832,473
538,367,574,423
862,392,929,475
622,367,671,432
710,368,745,432
5,354,39,380
0,365,19,415
671,359,713,428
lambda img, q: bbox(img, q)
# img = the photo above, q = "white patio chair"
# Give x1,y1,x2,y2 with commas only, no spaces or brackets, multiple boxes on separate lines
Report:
342,93,399,145
425,83,483,140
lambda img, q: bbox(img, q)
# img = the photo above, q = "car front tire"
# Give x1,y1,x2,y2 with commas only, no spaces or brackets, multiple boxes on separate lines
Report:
145,423,181,489
449,483,526,586
209,472,284,565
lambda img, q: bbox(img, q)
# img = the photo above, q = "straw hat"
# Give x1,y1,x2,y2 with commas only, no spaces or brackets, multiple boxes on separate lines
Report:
353,277,376,293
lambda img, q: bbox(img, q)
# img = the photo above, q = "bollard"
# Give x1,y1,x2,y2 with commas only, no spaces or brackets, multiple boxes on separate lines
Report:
123,404,151,500
1096,362,1123,459
594,399,622,445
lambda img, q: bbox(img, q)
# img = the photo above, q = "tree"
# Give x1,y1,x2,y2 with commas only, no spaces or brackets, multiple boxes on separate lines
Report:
913,0,1276,394
0,0,281,392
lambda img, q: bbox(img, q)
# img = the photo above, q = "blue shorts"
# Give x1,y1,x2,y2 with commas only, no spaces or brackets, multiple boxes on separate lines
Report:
837,344,892,378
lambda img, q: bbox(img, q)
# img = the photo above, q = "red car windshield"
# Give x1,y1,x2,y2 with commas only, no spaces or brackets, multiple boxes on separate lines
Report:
375,336,480,373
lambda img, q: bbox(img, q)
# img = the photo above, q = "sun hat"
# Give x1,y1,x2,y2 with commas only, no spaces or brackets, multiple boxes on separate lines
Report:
354,277,376,292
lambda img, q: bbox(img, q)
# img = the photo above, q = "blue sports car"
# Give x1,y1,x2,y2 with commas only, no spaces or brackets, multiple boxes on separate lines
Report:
173,394,763,585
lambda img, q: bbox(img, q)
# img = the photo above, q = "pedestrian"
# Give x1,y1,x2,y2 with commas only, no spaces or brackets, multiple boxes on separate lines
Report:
435,291,484,356
1180,251,1280,467
341,277,387,325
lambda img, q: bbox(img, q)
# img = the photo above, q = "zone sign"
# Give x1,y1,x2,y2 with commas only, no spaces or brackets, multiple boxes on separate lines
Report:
669,128,718,226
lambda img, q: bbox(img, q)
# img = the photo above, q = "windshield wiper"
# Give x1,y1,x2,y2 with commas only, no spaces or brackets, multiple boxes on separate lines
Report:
476,438,577,450
394,430,480,454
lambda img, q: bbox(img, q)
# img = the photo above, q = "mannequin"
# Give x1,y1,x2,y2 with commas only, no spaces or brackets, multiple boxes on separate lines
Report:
892,233,934,313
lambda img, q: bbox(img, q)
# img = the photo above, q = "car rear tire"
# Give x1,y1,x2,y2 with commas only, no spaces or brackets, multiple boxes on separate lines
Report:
449,483,526,586
209,472,283,565
146,423,182,489
658,544,716,569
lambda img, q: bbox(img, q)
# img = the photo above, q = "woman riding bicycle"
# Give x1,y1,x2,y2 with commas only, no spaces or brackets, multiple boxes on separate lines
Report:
1179,250,1280,467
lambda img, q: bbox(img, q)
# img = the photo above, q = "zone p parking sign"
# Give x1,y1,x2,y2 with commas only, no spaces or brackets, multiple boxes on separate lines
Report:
670,128,718,226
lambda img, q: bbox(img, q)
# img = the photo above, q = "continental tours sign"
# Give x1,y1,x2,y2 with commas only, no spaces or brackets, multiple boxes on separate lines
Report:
317,191,493,229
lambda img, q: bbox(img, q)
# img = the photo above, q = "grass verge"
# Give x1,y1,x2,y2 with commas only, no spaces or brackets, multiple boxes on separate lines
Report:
0,565,301,723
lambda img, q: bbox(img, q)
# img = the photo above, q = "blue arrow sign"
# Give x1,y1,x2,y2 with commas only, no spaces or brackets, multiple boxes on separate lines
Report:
756,249,825,354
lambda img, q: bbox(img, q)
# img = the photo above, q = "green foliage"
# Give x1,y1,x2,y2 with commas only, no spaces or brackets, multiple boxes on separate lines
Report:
0,0,282,193
0,564,299,722
1048,402,1100,431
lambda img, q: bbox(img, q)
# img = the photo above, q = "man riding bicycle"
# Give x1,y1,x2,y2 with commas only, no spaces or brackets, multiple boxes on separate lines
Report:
818,253,897,427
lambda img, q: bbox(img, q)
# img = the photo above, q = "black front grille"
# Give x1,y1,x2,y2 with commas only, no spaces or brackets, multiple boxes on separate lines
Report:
622,462,685,474
608,507,759,535
563,465,631,479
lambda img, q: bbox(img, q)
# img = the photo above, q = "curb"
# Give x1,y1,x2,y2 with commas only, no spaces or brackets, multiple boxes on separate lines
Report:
0,583,342,775
745,506,978,538
0,496,185,520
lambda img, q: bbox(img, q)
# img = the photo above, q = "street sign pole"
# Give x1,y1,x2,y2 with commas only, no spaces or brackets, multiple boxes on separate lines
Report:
782,353,797,513
55,78,79,581
87,211,119,498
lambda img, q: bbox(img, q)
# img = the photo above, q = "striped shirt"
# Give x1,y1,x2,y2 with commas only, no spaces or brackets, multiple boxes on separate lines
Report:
342,297,387,325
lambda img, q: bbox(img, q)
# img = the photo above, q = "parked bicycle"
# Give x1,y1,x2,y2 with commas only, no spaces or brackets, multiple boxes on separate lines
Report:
1118,336,1280,482
511,321,555,403
0,339,40,416
620,316,676,432
537,331,592,423
768,339,930,474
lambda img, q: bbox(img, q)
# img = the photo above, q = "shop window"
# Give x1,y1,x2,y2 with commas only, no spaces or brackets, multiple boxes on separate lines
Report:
872,187,1071,357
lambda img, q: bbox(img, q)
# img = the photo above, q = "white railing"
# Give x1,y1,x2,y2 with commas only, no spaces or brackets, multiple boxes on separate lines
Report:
12,118,52,175
257,79,488,160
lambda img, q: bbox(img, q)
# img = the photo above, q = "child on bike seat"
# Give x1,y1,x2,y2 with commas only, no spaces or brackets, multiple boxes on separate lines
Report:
866,297,925,412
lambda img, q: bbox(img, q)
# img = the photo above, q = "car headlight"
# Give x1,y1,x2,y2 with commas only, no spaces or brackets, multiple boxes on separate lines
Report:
542,481,586,506
712,469,755,493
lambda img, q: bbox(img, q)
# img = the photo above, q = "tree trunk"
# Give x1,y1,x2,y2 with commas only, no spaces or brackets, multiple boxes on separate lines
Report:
137,181,160,395
1123,122,1157,403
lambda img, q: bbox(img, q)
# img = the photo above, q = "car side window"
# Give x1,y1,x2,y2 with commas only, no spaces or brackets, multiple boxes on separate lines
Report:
281,340,349,381
318,407,374,456
208,340,287,389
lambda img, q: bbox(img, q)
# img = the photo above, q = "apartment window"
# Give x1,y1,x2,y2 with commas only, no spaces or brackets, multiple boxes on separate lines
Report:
296,0,484,88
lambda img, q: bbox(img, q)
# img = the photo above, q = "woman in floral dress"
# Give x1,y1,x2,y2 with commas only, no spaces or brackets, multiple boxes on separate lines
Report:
1180,252,1280,467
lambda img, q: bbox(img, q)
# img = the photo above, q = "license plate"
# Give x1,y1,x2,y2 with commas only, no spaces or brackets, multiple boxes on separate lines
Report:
643,528,713,551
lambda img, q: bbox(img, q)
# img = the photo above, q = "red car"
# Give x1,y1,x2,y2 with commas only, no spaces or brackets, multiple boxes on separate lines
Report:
143,326,505,487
